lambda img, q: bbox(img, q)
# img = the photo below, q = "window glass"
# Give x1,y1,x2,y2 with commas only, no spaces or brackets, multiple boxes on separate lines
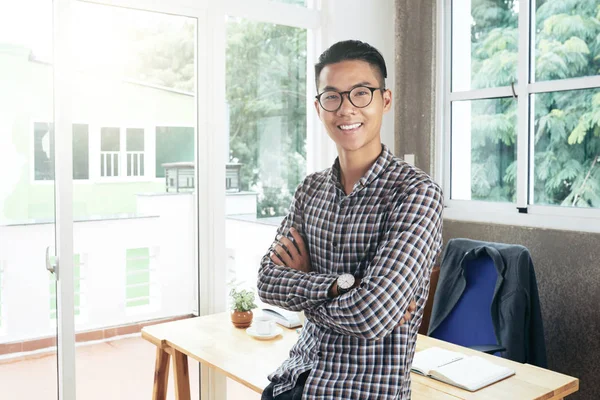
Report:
101,127,120,151
534,0,600,82
34,123,89,180
126,128,144,151
125,248,151,308
50,255,81,319
451,97,517,202
69,2,199,397
226,18,307,218
452,0,519,91
34,122,54,181
73,124,89,180
224,18,307,312
155,126,194,178
532,88,600,207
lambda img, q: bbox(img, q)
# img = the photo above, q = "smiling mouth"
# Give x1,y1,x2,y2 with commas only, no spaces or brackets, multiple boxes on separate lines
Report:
338,122,363,131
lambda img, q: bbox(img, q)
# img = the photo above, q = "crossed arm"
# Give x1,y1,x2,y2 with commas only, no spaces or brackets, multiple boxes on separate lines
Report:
256,181,443,340
271,227,418,328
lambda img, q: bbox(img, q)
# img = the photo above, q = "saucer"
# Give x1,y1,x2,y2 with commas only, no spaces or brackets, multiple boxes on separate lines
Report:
246,326,283,340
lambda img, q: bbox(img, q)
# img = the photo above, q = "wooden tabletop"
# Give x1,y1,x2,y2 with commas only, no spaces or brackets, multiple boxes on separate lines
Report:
142,312,578,400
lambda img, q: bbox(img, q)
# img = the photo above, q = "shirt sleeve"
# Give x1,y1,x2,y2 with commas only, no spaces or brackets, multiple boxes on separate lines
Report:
305,183,444,340
257,177,338,312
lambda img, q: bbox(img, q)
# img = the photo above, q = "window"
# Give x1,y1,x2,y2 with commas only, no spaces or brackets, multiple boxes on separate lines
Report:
100,126,146,178
224,18,307,295
34,122,89,181
444,0,600,213
34,122,54,181
155,126,194,178
100,127,120,177
226,18,307,217
126,128,144,177
125,248,151,308
73,124,90,180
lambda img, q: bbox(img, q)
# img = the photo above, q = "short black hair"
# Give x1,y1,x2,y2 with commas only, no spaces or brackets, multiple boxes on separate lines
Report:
314,40,387,90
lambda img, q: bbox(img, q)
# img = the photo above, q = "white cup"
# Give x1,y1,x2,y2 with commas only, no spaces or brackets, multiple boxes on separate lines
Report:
254,315,274,335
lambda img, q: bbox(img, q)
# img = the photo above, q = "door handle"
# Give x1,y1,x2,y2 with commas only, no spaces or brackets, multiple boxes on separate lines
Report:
46,246,59,274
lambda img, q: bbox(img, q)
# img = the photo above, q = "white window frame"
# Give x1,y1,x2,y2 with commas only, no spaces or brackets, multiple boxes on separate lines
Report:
436,0,600,234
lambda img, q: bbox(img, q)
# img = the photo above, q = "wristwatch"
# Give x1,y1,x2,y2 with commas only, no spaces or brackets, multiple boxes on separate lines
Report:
336,273,355,295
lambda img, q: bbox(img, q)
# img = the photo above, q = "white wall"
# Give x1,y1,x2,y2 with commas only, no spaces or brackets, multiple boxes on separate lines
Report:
0,214,195,343
0,191,263,345
315,0,397,166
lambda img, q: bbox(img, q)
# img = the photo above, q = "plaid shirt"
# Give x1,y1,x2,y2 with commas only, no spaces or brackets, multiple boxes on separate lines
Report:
257,145,443,399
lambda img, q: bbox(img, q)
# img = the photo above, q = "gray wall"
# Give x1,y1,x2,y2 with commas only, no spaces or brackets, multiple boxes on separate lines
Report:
394,1,600,399
394,0,436,172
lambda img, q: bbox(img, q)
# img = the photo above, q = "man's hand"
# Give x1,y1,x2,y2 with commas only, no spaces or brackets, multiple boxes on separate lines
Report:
270,227,312,273
398,299,417,326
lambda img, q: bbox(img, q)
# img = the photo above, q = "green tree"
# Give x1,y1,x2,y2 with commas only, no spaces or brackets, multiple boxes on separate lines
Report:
118,17,308,218
470,0,519,202
123,18,196,93
226,20,307,217
469,0,600,207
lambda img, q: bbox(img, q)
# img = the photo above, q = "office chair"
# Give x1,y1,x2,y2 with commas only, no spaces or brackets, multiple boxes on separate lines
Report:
429,253,505,355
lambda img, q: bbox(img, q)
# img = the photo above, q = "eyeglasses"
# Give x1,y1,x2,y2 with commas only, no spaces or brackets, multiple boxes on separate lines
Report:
315,86,385,112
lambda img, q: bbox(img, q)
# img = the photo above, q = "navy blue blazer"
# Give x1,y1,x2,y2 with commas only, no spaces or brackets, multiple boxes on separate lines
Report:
428,238,548,368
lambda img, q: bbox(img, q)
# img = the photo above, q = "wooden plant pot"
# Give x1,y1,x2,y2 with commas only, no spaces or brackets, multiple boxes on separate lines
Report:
231,310,253,328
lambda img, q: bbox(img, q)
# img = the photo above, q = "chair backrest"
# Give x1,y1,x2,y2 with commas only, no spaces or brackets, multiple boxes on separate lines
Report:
429,254,498,349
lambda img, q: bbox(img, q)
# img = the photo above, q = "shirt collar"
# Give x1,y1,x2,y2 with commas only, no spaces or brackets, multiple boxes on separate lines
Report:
329,144,394,190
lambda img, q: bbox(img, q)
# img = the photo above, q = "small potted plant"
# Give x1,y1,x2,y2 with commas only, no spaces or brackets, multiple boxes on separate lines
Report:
229,288,257,328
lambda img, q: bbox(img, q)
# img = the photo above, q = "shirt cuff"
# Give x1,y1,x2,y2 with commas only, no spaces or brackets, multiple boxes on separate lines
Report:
288,272,338,305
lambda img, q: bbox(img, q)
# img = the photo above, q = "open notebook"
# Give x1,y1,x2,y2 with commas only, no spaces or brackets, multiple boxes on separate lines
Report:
411,347,515,392
262,307,302,328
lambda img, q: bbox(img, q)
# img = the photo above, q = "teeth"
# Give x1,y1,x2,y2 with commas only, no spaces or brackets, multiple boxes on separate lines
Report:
339,123,361,130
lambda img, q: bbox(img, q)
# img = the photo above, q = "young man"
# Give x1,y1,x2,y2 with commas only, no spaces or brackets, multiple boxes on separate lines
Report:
257,40,443,400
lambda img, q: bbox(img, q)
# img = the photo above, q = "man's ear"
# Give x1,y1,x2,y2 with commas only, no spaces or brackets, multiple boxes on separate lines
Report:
314,99,323,120
382,89,392,113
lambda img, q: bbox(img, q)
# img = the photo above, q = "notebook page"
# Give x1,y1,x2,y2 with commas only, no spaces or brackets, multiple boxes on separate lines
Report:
411,347,465,376
431,356,515,391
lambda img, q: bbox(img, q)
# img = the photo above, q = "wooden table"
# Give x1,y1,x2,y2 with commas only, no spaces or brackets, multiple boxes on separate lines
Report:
142,312,578,400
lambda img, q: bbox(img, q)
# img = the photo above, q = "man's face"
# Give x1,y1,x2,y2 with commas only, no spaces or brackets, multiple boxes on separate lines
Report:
314,60,392,154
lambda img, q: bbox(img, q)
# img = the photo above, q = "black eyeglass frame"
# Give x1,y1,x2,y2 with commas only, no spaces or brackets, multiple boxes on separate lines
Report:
315,86,386,112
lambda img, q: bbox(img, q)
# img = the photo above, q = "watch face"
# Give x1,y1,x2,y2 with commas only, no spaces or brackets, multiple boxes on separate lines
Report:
338,274,355,290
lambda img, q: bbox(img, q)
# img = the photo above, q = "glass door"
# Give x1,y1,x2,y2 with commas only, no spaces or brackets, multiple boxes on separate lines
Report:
1,0,208,398
68,1,202,398
0,0,60,398
223,16,308,400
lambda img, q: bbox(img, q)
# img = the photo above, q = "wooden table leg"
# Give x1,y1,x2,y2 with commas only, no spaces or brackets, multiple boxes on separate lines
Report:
152,347,171,400
173,349,191,400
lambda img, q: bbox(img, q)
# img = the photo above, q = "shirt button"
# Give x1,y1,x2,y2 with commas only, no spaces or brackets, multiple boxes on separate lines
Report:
317,351,322,358
332,242,338,248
